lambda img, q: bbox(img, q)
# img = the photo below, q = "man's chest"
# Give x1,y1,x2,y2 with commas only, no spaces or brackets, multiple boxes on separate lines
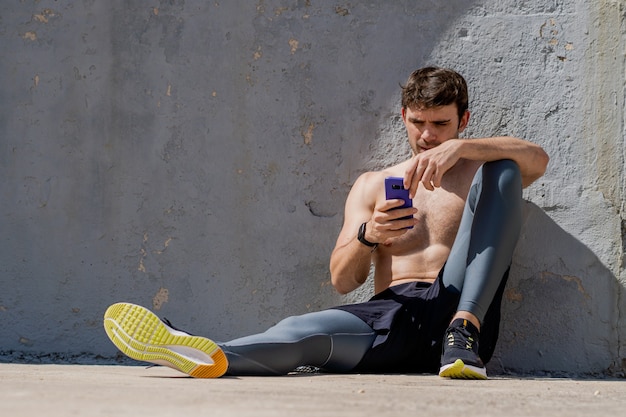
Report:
396,168,476,248
414,189,466,244
378,160,479,250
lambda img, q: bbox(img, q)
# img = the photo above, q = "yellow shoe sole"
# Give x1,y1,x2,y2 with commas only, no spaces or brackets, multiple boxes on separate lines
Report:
103,302,228,378
439,359,488,380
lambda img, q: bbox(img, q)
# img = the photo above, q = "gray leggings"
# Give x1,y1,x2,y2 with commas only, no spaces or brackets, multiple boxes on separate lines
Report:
221,160,522,375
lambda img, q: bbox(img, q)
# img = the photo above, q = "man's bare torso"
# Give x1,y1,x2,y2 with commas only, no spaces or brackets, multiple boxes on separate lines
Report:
370,158,482,293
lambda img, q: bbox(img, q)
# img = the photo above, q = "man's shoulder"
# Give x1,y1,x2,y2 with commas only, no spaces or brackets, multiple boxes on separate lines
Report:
360,160,412,180
354,163,407,189
351,160,414,195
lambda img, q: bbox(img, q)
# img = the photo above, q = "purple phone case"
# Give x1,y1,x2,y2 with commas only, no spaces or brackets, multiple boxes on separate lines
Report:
384,177,413,227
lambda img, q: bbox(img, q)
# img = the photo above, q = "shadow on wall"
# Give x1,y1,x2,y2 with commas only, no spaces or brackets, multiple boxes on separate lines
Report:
0,0,484,356
490,202,621,376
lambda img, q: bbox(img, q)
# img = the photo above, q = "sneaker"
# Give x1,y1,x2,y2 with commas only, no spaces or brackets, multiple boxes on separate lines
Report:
103,302,228,378
438,318,487,379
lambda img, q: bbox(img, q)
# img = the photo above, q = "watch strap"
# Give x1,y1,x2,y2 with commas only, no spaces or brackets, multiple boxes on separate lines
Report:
357,222,378,249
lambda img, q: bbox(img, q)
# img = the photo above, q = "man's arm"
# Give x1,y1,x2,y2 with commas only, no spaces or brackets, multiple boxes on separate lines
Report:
330,172,418,294
329,173,377,294
403,137,549,196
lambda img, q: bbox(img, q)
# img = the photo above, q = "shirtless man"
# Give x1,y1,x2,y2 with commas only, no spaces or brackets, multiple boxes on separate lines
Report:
103,67,549,379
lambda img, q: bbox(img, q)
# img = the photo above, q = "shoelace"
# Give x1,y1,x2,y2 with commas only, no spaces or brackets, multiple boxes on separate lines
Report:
446,326,475,351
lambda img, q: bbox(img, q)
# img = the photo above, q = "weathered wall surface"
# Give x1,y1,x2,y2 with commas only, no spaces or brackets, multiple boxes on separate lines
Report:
1,1,624,375
425,0,626,375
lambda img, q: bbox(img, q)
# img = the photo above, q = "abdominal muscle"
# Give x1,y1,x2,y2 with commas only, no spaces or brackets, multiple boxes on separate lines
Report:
371,244,452,294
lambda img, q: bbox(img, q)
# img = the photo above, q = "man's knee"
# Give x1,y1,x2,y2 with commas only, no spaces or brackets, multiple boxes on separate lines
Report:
483,159,521,178
271,315,307,335
270,311,333,339
482,159,522,197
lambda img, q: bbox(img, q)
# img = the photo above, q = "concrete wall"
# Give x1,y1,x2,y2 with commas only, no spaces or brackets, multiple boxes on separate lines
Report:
1,0,624,375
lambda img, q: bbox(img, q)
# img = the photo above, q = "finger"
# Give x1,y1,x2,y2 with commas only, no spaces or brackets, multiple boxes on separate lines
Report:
390,218,417,231
386,207,417,221
403,157,419,190
432,169,443,188
421,164,436,191
382,229,409,245
378,199,403,213
409,162,425,198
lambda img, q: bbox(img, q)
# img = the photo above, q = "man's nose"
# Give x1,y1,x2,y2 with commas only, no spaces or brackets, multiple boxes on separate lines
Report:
422,127,435,143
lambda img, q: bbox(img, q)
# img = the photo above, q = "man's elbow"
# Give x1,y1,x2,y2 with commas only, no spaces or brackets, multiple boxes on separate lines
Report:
331,275,352,295
330,272,360,295
536,146,550,176
522,146,550,187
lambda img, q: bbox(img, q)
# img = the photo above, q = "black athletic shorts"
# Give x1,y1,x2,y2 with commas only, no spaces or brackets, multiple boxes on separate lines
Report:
332,267,509,374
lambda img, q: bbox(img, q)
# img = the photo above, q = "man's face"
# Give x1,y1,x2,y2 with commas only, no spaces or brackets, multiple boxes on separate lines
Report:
401,104,469,155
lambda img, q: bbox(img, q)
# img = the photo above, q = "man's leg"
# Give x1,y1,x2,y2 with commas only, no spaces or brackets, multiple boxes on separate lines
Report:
103,302,376,377
222,309,376,375
439,159,523,379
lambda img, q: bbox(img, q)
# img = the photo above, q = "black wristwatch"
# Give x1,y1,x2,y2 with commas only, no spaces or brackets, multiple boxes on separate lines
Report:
358,222,378,250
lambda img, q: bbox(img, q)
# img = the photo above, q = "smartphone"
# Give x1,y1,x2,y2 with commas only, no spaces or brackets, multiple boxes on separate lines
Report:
384,176,414,228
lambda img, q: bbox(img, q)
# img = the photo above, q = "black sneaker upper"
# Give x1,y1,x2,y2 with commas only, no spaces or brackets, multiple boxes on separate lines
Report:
440,318,485,368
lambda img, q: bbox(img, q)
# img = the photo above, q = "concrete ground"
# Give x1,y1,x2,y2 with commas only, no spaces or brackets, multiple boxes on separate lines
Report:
1,364,625,417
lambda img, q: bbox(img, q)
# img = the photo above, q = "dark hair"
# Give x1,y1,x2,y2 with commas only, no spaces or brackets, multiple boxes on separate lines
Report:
401,67,468,120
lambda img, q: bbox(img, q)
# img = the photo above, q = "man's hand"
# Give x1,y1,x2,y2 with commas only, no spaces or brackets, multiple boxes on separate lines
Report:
365,198,418,246
403,140,462,197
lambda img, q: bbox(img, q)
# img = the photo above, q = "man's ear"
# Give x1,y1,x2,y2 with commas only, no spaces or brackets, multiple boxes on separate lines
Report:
458,110,470,132
401,107,407,122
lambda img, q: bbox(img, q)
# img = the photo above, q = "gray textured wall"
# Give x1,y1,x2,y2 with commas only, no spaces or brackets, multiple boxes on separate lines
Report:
1,0,624,375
